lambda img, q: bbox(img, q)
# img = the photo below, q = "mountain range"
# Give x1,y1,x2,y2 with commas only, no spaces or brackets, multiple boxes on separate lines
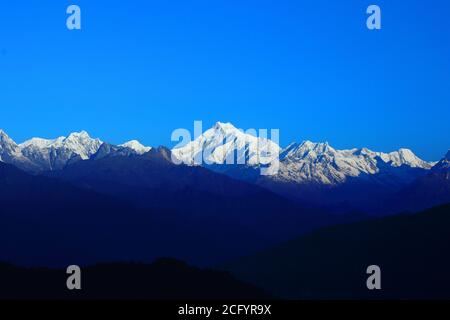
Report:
1,123,450,298
172,122,448,213
2,123,437,178
0,129,147,172
1,123,449,214
0,147,345,267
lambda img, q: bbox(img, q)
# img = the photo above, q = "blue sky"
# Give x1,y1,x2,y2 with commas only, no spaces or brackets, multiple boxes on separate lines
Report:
0,0,449,160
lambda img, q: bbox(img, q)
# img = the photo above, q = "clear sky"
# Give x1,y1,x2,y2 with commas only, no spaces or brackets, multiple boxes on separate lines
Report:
0,0,449,161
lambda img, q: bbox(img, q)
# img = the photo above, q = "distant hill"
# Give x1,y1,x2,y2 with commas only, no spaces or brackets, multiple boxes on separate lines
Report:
171,122,438,214
2,126,444,216
0,155,342,267
385,151,450,213
224,203,450,299
46,147,348,261
0,258,270,300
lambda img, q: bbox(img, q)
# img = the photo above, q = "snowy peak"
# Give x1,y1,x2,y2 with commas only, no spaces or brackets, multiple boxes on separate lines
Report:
277,141,375,184
120,140,152,155
351,147,432,169
65,131,90,143
274,141,435,185
2,129,104,171
203,122,246,143
20,137,65,149
20,131,102,160
172,122,281,166
0,129,17,147
62,131,102,160
280,141,333,160
0,130,37,169
0,127,444,184
0,129,24,158
172,125,436,186
16,131,103,171
212,121,239,133
379,148,432,169
0,129,20,162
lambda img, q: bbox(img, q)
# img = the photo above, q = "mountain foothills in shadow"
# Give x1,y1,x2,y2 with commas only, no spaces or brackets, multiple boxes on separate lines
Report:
0,152,345,267
224,203,450,299
1,127,450,299
169,123,449,215
0,258,271,300
0,161,155,266
1,126,449,216
255,163,438,215
385,151,450,213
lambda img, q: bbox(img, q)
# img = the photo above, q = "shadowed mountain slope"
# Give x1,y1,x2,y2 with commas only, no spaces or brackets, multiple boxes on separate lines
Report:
1,154,346,267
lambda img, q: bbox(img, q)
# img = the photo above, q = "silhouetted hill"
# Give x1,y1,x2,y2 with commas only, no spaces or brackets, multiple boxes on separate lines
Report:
224,203,450,299
0,258,271,300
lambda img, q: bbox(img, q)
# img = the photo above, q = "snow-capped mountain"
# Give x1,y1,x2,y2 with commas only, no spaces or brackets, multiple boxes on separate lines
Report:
172,122,280,167
119,140,151,155
20,131,102,160
1,129,156,172
0,129,21,163
1,125,447,215
0,125,439,187
274,141,434,185
19,131,103,171
170,122,435,186
0,129,39,170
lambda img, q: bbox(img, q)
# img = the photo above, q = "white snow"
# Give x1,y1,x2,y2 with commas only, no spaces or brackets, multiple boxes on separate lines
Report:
120,140,152,154
275,141,434,184
171,122,436,185
171,122,281,166
0,129,35,167
0,126,443,180
20,137,65,149
19,131,102,160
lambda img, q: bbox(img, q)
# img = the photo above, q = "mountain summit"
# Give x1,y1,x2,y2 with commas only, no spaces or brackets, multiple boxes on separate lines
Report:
172,122,280,167
18,131,103,171
119,140,151,155
0,129,37,170
170,123,434,186
0,126,440,185
0,129,20,162
1,130,155,172
0,126,448,215
275,142,433,185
